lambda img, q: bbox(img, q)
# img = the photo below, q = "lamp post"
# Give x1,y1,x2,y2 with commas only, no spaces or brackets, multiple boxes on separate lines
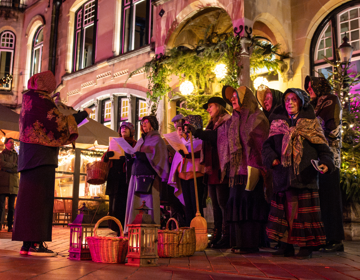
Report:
338,34,353,111
126,201,160,267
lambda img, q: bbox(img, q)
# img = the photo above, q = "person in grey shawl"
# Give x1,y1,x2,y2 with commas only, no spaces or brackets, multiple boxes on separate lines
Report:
124,116,169,232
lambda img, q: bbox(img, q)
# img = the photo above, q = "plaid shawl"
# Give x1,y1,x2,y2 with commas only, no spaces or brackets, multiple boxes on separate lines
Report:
269,118,327,175
19,72,78,147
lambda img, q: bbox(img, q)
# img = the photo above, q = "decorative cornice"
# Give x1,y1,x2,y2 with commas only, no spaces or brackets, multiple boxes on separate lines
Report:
113,69,129,78
96,71,112,80
131,67,145,76
62,64,99,81
67,89,80,97
81,80,96,89
107,46,152,65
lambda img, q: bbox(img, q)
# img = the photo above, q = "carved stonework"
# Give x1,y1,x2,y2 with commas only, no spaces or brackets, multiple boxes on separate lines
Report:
67,89,80,97
96,71,112,80
0,9,18,20
113,69,128,79
81,80,96,89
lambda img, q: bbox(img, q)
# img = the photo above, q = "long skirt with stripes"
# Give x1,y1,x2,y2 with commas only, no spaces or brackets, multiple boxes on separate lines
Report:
266,188,326,247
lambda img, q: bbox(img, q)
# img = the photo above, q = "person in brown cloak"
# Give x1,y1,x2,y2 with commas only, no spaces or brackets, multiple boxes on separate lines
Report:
305,76,345,252
219,86,269,254
12,71,91,257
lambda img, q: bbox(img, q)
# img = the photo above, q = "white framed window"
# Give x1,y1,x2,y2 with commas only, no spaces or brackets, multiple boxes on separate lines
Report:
121,98,129,120
338,7,360,52
0,31,15,90
73,0,97,71
88,105,96,120
104,100,111,122
315,22,333,63
31,26,43,76
138,99,147,119
122,0,151,53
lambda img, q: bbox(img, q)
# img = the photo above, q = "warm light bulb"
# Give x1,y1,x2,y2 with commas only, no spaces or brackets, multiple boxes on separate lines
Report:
179,80,194,95
253,77,269,90
213,64,227,79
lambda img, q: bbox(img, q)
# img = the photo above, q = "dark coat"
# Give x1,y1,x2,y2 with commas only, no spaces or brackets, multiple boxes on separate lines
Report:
305,76,342,168
0,148,19,194
261,93,335,194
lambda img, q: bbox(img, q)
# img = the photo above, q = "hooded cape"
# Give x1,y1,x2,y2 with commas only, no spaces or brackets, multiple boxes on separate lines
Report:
135,130,169,181
218,86,269,186
19,72,78,147
256,87,283,119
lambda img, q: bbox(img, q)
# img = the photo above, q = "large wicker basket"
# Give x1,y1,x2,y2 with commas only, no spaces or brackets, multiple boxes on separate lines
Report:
86,216,128,263
86,161,109,185
157,218,196,258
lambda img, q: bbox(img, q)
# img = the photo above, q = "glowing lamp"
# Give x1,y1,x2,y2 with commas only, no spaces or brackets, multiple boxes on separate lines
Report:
68,204,94,260
179,81,194,95
126,201,160,267
214,64,227,79
338,35,353,64
253,76,269,90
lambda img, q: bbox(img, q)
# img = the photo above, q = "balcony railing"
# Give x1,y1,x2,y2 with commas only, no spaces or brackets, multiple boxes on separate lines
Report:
0,0,27,11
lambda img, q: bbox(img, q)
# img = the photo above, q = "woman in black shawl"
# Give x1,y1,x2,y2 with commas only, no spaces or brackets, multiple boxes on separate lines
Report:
256,85,283,120
13,71,90,257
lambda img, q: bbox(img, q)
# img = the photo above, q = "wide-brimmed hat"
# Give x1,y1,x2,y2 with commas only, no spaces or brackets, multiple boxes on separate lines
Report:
202,97,227,110
171,114,185,128
222,85,246,107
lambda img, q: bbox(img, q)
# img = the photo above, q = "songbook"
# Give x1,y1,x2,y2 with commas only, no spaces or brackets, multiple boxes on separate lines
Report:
311,159,324,172
114,137,137,155
163,131,189,154
108,137,125,159
77,118,89,128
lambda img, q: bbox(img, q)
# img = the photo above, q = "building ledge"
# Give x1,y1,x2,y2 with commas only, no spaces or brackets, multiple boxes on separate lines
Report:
62,46,153,81
152,0,173,7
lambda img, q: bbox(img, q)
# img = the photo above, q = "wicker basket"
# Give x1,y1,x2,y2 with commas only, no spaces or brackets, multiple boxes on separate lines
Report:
157,218,196,258
86,161,109,185
86,216,128,263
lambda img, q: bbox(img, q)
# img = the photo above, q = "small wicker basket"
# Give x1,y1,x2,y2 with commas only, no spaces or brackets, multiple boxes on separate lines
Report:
157,218,196,258
86,216,128,263
86,161,109,185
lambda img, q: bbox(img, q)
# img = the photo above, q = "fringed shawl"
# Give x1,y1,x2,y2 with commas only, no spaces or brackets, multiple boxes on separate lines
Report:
269,118,328,175
20,72,78,147
218,86,269,187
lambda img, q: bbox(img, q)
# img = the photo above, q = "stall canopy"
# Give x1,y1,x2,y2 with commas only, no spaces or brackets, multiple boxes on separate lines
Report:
0,104,19,139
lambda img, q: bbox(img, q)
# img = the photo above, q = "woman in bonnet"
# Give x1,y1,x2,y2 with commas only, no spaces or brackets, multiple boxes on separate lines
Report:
13,71,91,256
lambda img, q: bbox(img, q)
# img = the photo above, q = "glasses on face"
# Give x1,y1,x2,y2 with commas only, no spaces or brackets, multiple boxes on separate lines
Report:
285,97,299,104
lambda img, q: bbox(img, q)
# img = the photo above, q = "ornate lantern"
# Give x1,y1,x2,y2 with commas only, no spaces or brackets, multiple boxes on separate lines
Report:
126,201,160,267
68,204,94,260
338,34,353,64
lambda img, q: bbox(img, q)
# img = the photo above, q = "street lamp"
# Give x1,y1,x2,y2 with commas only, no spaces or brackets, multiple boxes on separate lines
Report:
338,34,353,64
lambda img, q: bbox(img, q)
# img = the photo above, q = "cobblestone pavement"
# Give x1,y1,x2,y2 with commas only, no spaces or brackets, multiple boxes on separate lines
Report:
1,226,360,280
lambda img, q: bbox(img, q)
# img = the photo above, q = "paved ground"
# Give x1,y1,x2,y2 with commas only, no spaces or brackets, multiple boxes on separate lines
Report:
1,226,360,280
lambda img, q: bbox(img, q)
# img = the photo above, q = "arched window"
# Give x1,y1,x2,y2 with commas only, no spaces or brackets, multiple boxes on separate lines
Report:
0,31,15,90
311,1,360,81
31,26,44,76
73,0,97,71
121,0,152,54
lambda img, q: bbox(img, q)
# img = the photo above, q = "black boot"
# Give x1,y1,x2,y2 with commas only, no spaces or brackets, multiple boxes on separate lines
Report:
295,246,312,259
209,228,222,247
213,226,230,249
272,242,295,257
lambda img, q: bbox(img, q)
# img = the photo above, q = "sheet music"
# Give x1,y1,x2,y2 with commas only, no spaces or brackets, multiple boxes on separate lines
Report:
114,137,137,155
77,118,89,128
108,137,125,159
311,159,324,172
163,132,189,154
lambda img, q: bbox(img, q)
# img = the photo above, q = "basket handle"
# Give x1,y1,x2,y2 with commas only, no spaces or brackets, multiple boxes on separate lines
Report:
166,218,179,230
93,216,124,238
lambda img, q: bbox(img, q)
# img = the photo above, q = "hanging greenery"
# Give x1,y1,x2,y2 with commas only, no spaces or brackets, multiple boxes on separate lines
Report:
321,57,360,202
127,30,286,116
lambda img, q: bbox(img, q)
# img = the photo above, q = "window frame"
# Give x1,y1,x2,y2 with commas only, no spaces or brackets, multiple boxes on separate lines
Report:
310,0,360,75
120,0,152,54
73,0,98,72
30,26,44,77
135,98,147,139
0,30,15,91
